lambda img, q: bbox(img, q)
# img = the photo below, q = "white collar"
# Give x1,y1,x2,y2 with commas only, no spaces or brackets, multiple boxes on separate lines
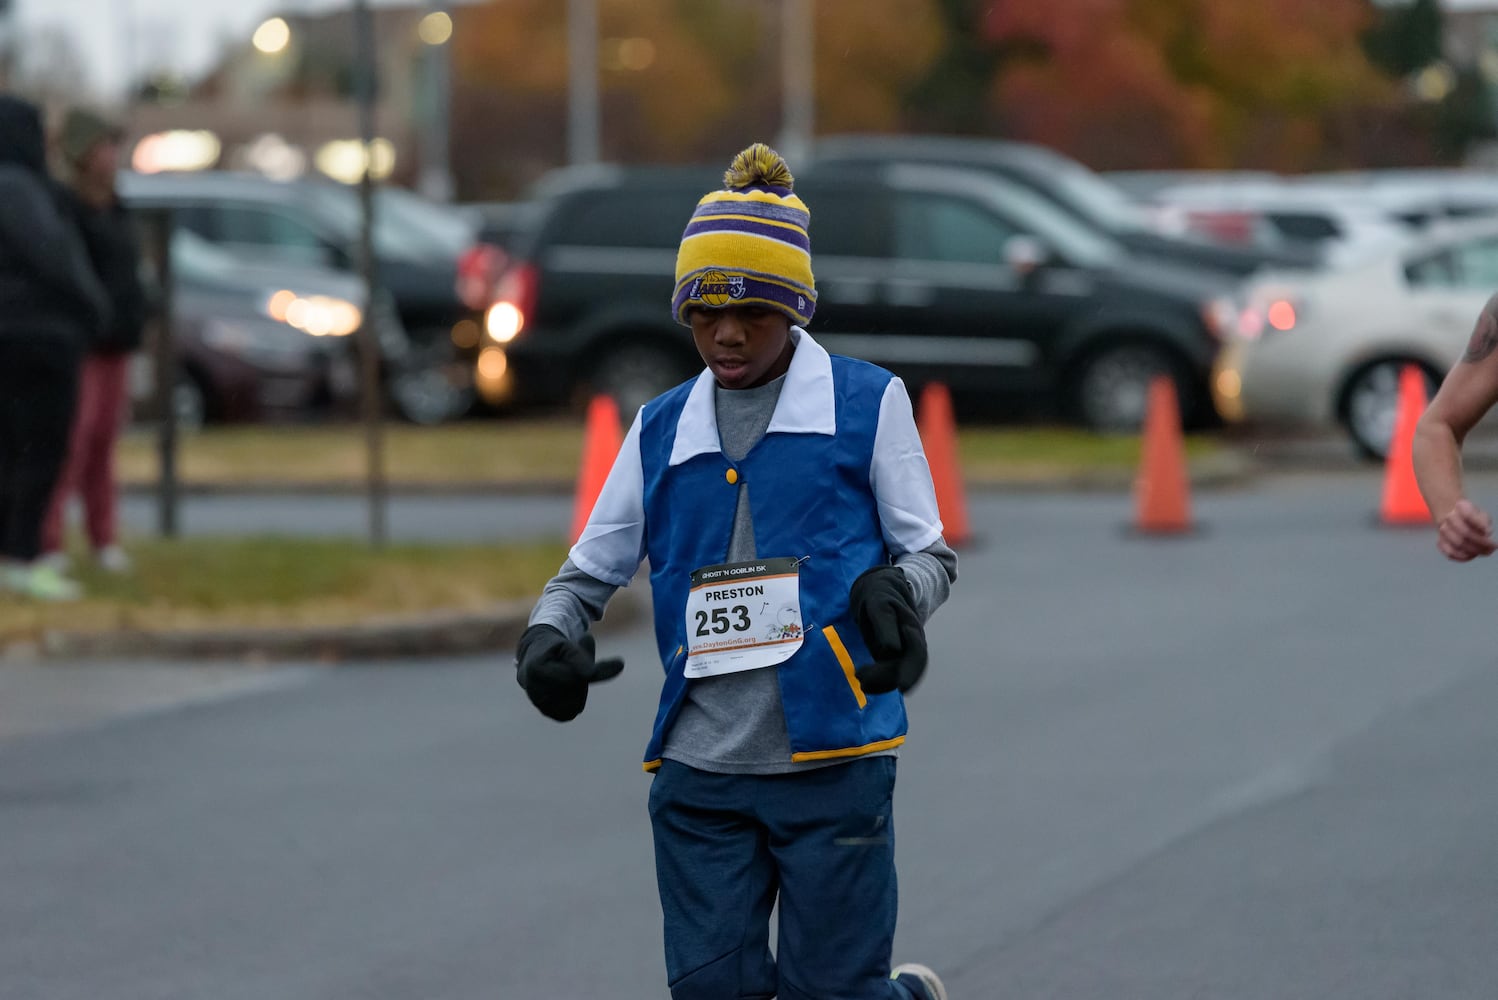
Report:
668,326,836,466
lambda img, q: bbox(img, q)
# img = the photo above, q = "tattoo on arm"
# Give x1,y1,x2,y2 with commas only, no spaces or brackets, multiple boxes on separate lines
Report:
1463,307,1498,364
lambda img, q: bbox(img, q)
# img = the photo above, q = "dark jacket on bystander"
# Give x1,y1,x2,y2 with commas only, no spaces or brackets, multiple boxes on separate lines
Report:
0,96,109,351
63,192,146,354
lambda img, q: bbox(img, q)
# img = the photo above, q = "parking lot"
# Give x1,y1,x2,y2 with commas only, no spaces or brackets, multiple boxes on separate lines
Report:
12,4,1498,996
6,471,1498,998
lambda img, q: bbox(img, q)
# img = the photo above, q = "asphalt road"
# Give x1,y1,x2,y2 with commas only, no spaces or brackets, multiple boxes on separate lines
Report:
8,473,1498,998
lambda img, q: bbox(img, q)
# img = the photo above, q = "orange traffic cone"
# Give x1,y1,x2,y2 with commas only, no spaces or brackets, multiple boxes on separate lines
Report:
1379,366,1431,526
1133,376,1193,535
916,383,972,547
571,395,624,544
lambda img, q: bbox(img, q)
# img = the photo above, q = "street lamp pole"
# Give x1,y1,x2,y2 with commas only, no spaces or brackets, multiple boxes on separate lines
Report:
0,0,16,89
118,0,137,104
418,1,454,201
567,0,600,165
779,0,814,165
352,0,388,548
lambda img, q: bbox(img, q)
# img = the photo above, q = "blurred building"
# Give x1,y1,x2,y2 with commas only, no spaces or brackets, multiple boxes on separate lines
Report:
126,3,458,188
1439,0,1498,163
1443,0,1498,68
124,0,785,200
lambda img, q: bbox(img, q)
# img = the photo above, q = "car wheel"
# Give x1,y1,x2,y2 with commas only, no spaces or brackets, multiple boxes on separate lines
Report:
1341,360,1437,462
1070,343,1187,433
590,341,696,417
389,342,476,426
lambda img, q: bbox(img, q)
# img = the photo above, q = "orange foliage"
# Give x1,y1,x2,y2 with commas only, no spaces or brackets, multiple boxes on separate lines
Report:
984,0,1391,170
455,0,570,94
448,0,1392,192
455,0,766,162
814,0,945,133
455,0,944,160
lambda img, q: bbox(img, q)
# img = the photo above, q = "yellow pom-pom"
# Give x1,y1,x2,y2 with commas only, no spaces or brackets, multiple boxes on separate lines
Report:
723,143,794,191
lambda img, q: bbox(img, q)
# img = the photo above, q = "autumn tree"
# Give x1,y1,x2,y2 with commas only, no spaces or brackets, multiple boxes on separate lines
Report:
899,0,1009,134
982,0,1394,170
451,0,948,196
1360,0,1492,163
813,0,944,134
982,0,1218,167
1362,0,1442,78
445,0,1449,192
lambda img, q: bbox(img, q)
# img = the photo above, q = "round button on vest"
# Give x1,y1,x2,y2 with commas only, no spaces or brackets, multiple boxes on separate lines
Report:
726,468,739,485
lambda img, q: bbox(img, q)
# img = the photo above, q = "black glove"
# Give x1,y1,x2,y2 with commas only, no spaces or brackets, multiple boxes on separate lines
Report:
848,566,928,695
515,624,625,722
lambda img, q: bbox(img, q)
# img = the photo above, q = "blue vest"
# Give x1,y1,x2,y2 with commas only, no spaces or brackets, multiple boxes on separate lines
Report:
637,356,908,769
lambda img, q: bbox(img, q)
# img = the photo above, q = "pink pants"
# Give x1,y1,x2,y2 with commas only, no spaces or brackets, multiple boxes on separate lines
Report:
43,352,130,555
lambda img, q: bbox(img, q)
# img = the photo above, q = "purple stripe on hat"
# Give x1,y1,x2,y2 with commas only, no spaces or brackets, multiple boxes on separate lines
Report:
693,199,809,228
682,217,811,252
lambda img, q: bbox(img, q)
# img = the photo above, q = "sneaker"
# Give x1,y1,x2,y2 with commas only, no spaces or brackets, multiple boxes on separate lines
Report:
891,963,948,1000
36,550,71,574
7,563,83,602
96,545,132,574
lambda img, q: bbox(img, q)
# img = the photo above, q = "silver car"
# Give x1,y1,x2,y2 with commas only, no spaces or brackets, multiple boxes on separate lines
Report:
1210,218,1498,459
121,170,483,425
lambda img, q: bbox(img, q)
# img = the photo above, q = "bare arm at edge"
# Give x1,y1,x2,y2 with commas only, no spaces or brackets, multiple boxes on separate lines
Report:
1414,294,1498,560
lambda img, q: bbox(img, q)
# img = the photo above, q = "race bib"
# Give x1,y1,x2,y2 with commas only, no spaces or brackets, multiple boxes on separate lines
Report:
684,558,804,679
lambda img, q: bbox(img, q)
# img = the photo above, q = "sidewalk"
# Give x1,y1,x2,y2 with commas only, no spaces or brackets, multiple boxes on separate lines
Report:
23,601,536,663
3,589,644,665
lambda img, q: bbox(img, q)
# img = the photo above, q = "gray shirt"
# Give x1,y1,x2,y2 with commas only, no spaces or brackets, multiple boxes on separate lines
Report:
529,372,958,773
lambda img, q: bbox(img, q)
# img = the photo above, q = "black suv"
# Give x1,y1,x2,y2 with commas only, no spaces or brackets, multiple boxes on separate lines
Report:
814,134,1321,277
485,161,1238,429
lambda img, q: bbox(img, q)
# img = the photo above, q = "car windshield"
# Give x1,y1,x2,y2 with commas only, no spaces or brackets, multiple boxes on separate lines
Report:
170,227,251,285
315,185,475,262
975,175,1123,268
1046,160,1149,232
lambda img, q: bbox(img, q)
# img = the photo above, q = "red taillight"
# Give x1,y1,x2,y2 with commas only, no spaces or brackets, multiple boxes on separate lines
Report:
1267,300,1296,331
1185,210,1258,246
456,243,509,310
485,262,540,344
497,262,539,319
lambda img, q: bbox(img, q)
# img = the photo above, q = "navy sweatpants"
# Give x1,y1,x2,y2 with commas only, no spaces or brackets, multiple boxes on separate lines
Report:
647,756,920,1000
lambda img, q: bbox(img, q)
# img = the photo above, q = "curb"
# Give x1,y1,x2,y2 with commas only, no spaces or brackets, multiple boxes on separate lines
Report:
9,593,644,665
119,453,1261,499
965,451,1259,494
121,480,577,498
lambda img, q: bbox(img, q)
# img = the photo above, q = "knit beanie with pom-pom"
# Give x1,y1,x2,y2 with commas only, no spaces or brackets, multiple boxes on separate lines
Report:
672,142,816,328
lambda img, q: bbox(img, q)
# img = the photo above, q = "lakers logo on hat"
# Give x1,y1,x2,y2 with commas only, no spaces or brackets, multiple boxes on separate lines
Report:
694,270,747,307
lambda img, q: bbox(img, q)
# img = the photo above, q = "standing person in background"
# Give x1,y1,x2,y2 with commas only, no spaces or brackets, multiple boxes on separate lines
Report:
40,108,147,575
0,95,108,601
